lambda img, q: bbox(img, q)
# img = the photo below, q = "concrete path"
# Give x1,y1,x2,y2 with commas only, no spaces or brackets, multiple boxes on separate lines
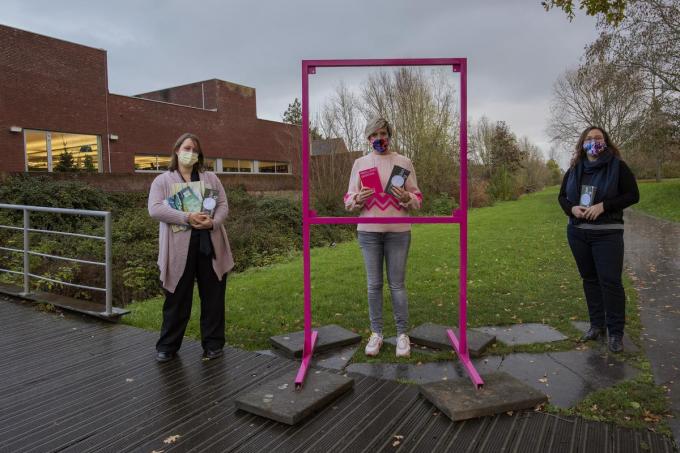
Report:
625,209,680,442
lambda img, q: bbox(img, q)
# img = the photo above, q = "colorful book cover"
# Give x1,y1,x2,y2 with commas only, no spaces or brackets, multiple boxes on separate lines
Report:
359,166,383,195
177,186,202,213
384,165,410,199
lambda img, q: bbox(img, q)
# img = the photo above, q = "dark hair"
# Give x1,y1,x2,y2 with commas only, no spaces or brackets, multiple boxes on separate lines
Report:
168,132,206,172
570,126,621,168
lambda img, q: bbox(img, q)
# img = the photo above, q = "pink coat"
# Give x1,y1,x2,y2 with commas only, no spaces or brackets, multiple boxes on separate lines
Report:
148,170,234,293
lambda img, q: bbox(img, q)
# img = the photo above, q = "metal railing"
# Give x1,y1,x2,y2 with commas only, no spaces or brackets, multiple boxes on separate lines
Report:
0,203,113,315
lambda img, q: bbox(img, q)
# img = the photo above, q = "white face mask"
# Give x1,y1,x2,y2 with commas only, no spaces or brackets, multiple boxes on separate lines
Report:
178,150,198,167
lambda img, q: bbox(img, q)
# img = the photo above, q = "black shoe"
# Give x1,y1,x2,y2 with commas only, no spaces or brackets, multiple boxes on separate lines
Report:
156,351,176,362
580,326,606,342
608,336,624,353
203,349,223,360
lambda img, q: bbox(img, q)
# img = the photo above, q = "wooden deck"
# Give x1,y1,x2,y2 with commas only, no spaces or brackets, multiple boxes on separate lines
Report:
0,298,676,453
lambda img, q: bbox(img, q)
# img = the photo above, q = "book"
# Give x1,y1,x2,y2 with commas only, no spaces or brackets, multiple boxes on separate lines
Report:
358,167,383,195
384,165,410,199
166,181,208,232
580,185,597,207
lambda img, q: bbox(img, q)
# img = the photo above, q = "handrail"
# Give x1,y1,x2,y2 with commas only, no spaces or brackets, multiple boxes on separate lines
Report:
0,203,113,315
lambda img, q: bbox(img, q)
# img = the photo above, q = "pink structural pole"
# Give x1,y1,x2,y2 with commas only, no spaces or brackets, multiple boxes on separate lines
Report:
296,58,483,390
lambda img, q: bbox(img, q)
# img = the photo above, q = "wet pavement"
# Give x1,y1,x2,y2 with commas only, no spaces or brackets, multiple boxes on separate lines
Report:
624,209,680,441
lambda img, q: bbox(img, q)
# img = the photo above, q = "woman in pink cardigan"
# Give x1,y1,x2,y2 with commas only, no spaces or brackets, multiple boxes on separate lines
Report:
345,117,422,358
148,133,234,362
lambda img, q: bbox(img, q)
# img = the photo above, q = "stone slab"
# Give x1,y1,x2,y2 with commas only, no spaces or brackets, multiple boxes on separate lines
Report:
255,345,359,371
419,372,548,421
571,321,640,353
347,348,639,408
270,324,361,358
234,369,354,425
408,323,496,357
476,323,568,346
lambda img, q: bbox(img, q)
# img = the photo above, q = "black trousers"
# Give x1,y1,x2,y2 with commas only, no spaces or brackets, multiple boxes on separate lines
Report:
567,225,626,337
156,235,227,353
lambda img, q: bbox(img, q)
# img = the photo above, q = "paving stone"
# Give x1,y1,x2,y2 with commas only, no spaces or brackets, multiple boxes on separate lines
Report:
420,372,548,421
234,369,354,425
476,323,568,346
270,324,361,358
571,320,640,353
347,348,639,408
312,345,359,370
408,323,496,357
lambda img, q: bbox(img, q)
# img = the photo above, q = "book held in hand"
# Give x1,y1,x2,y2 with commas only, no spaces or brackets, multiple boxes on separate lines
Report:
384,165,410,199
358,166,383,195
580,185,597,207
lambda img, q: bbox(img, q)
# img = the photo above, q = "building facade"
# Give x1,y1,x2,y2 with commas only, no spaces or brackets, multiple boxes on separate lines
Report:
0,25,300,191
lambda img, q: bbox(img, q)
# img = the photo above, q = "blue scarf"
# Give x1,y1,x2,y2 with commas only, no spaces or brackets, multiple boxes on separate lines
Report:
566,150,620,208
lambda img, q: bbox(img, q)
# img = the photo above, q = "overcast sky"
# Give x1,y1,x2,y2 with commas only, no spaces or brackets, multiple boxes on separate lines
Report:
2,0,600,165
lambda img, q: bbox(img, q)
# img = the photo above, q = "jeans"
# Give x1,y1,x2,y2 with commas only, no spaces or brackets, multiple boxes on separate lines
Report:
567,225,626,337
357,231,411,336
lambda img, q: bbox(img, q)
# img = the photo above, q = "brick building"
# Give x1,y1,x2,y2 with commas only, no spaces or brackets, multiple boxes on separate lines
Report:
0,24,300,191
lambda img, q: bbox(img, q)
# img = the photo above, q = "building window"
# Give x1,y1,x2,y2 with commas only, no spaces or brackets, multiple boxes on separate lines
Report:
134,154,171,172
257,160,290,174
219,159,255,173
24,130,101,172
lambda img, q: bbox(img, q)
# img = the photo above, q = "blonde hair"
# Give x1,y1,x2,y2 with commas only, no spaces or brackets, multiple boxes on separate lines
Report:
364,116,393,139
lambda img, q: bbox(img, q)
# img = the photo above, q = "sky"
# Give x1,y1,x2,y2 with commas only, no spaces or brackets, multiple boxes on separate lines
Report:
1,0,600,166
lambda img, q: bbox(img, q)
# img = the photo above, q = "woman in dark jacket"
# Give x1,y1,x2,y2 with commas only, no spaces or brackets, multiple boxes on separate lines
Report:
558,126,639,353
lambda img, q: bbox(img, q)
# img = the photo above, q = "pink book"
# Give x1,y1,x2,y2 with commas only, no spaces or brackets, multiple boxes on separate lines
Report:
358,167,383,195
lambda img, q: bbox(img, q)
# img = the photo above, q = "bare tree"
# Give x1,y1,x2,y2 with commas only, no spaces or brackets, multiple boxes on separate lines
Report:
597,0,680,122
547,48,648,148
316,82,365,153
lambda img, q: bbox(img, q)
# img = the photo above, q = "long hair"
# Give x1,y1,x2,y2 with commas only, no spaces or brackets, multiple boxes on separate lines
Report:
168,132,205,172
570,126,621,168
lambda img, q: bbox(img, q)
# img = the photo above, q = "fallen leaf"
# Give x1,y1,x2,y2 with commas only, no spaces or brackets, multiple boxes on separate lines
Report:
163,435,181,444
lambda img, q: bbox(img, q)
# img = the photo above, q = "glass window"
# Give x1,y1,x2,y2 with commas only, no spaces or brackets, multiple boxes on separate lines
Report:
258,161,277,173
222,159,240,172
156,155,171,171
134,154,171,171
239,160,253,173
24,130,100,172
204,158,216,171
25,130,48,171
134,155,158,171
50,132,99,171
275,162,290,174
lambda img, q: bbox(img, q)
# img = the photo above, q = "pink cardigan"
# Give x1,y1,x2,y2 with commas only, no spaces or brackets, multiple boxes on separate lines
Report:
148,170,234,293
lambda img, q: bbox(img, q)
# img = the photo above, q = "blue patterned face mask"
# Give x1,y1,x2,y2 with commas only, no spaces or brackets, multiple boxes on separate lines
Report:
583,141,606,157
372,138,389,153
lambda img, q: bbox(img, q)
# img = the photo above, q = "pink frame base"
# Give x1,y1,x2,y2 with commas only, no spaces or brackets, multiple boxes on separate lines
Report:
296,58,483,391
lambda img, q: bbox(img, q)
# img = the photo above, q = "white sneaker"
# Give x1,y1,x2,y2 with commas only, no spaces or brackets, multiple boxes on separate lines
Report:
365,332,383,356
396,334,411,358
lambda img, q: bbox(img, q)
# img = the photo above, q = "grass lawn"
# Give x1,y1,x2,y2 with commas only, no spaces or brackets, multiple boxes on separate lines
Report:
635,178,680,222
124,186,672,435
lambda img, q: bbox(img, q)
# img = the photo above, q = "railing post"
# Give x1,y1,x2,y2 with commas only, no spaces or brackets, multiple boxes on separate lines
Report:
104,212,112,316
22,209,30,296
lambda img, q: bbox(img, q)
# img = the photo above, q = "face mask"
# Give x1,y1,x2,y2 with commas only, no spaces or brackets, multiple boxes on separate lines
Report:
583,141,606,157
372,138,389,153
178,150,198,167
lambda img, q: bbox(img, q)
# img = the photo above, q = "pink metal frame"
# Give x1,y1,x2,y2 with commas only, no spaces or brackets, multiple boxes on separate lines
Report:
296,58,483,390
